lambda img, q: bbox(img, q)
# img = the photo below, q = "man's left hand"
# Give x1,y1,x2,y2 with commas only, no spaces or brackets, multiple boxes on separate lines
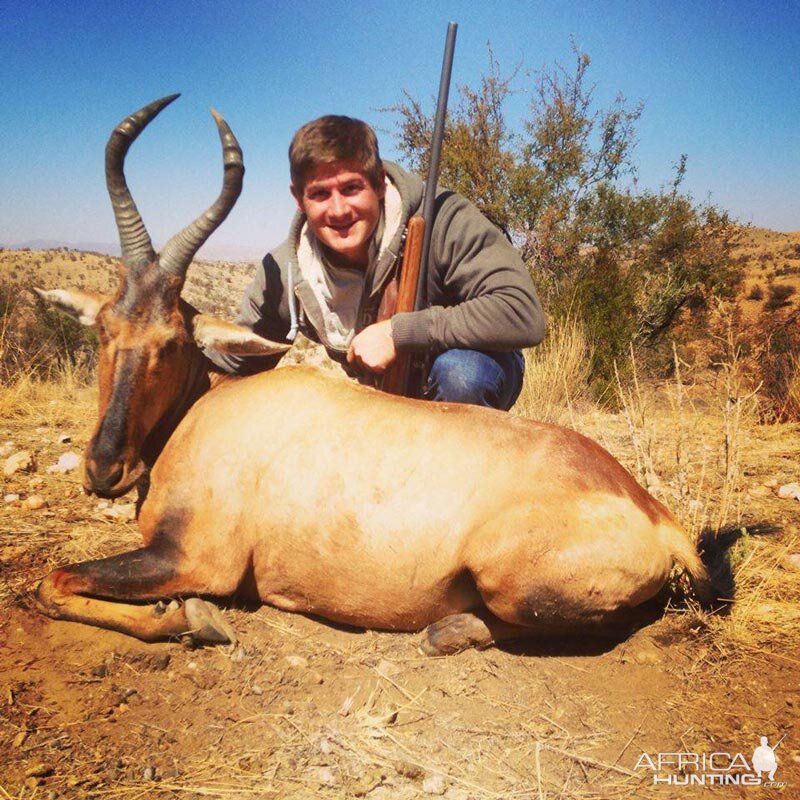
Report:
347,320,397,374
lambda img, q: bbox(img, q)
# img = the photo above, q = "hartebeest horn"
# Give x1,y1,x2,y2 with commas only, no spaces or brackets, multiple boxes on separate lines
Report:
158,109,245,280
105,93,180,269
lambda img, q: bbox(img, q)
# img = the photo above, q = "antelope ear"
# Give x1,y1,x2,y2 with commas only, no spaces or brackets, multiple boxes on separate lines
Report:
33,288,109,326
191,314,291,356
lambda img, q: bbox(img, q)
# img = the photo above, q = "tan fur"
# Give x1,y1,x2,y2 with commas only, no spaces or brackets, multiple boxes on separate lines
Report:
125,365,708,633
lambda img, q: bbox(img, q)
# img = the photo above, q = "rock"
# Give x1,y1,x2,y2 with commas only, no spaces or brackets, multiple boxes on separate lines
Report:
23,495,47,511
0,441,15,458
101,503,136,522
376,659,401,677
307,766,337,786
4,493,20,504
284,655,308,668
47,452,81,474
4,450,35,477
250,683,264,696
749,485,773,497
149,653,170,671
25,762,54,778
422,773,447,795
319,737,333,755
143,766,156,781
57,434,72,444
786,554,800,572
778,482,800,500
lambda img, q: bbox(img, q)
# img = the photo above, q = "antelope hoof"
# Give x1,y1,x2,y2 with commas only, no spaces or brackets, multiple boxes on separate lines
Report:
419,613,494,656
184,598,238,645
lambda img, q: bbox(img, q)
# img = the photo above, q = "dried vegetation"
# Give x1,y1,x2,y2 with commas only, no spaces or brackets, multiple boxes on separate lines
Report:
1,246,799,798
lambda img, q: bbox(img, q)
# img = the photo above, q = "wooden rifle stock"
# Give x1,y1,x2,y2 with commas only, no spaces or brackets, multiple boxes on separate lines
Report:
379,21,457,399
380,215,425,396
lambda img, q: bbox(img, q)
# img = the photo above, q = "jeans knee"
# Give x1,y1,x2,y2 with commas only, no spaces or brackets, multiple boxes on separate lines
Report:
425,349,523,410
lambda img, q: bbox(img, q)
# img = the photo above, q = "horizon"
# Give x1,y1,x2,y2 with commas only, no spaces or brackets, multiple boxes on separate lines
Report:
2,1,799,260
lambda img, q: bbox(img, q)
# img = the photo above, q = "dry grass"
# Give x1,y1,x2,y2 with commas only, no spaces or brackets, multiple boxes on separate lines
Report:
514,316,593,426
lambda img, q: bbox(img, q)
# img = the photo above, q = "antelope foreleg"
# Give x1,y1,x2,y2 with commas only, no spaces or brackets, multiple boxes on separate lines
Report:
35,545,236,644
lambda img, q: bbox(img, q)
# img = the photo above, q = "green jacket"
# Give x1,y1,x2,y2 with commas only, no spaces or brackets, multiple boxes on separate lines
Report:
212,161,545,375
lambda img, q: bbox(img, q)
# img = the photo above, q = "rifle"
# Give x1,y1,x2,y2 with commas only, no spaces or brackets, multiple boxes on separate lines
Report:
381,21,457,397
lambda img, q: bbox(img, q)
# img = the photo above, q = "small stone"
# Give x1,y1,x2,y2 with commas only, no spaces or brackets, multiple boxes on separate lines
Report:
633,648,661,665
57,434,72,444
284,655,308,668
12,729,28,748
0,441,14,458
47,452,81,474
28,476,45,489
396,762,424,780
25,762,54,778
251,683,264,696
149,653,170,672
749,485,773,497
4,493,20,504
422,773,447,795
96,500,110,510
4,450,35,477
376,659,401,677
23,495,47,511
143,765,156,781
91,663,109,678
786,554,800,572
319,737,333,755
778,482,800,500
101,503,136,522
308,765,337,786
230,646,247,662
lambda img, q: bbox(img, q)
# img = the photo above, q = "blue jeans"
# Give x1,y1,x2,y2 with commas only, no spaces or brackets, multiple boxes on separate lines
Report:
424,349,525,411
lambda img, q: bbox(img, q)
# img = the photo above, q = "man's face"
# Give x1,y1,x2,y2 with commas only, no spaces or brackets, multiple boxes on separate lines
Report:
292,159,385,269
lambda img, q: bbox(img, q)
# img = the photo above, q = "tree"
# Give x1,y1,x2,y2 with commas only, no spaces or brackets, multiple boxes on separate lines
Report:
387,44,742,384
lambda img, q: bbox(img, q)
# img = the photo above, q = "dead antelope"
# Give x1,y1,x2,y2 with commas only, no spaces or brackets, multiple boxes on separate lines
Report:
35,96,713,655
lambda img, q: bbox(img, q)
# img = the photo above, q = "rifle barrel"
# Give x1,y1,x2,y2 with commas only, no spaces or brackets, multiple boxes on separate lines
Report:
415,21,458,312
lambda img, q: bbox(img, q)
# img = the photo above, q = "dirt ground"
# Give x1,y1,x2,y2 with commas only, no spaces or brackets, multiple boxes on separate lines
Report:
1,380,799,799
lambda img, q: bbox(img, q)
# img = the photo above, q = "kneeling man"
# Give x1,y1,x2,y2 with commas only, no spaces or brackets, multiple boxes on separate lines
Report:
212,115,545,410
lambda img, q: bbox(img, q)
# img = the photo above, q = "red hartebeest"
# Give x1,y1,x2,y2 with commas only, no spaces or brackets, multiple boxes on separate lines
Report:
34,96,713,655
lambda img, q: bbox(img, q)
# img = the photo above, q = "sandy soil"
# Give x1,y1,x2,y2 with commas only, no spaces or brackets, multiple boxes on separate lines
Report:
1,379,799,800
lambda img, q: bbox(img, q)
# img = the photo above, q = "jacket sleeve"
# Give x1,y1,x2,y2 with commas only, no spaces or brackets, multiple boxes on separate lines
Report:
389,192,545,353
204,249,291,375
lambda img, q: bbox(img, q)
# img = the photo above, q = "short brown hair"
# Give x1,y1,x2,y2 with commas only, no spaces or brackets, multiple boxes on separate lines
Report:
289,115,383,192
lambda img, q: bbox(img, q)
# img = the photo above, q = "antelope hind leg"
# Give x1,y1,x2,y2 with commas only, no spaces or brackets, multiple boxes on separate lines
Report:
419,611,532,656
35,545,237,645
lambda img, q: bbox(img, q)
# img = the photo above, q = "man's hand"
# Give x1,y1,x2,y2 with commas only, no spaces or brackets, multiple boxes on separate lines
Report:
347,320,397,374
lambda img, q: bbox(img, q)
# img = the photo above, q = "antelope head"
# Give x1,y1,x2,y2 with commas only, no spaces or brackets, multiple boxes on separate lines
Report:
37,95,289,498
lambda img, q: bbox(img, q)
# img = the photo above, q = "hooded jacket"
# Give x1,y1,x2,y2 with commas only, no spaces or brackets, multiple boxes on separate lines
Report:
210,161,545,375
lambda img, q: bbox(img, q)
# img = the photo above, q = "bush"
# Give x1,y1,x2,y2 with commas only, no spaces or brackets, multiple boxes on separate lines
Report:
758,310,800,421
765,283,796,311
747,284,764,301
0,281,98,383
388,45,741,388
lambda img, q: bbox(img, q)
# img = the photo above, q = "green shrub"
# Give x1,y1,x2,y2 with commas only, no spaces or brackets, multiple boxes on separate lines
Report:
0,281,98,383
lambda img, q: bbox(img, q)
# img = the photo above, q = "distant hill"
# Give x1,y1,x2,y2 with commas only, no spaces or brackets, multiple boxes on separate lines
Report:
3,240,265,265
0,248,255,319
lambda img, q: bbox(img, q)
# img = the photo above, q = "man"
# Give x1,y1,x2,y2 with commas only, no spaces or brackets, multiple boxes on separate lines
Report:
212,115,545,410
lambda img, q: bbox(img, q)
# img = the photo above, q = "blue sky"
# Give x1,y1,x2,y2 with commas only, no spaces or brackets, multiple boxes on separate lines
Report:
2,0,799,258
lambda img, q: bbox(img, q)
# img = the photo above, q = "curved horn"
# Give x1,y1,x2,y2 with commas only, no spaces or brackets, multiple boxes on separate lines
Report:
105,94,180,269
159,109,244,280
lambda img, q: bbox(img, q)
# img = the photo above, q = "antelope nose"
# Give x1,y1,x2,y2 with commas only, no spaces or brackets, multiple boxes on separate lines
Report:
86,460,124,492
